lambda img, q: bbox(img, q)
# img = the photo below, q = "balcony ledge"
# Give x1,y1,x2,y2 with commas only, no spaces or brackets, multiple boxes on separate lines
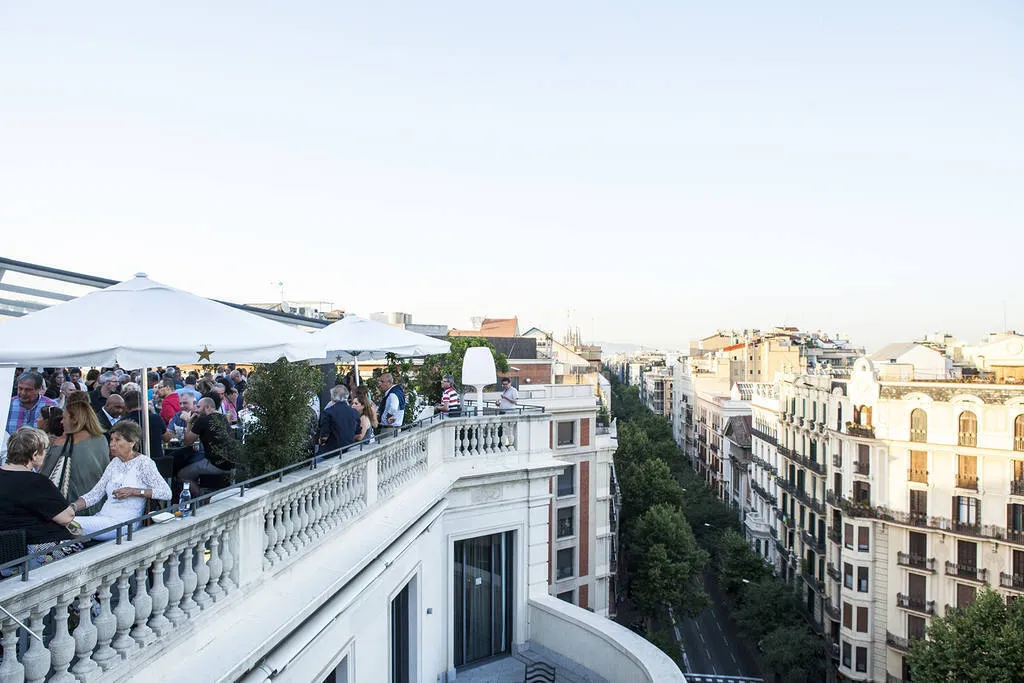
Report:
528,595,686,683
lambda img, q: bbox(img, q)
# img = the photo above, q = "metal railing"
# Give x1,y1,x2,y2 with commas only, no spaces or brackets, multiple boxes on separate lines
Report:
1000,572,1024,590
846,423,875,439
896,593,935,615
955,474,979,491
886,631,909,652
897,552,936,572
1012,479,1024,496
944,562,988,583
908,468,929,484
854,460,870,476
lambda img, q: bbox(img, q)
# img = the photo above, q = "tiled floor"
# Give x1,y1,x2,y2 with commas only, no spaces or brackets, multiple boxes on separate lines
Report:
457,656,526,683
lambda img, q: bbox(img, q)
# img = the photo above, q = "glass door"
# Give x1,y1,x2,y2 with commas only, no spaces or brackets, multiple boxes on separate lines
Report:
454,531,514,667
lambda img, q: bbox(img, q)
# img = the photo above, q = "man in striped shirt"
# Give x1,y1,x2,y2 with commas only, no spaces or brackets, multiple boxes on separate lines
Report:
439,374,461,417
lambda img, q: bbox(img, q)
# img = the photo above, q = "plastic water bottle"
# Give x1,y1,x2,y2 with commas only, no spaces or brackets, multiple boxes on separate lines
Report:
179,487,192,518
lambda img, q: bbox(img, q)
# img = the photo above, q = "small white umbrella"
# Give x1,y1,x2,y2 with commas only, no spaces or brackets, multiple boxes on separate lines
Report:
311,315,450,384
0,274,326,454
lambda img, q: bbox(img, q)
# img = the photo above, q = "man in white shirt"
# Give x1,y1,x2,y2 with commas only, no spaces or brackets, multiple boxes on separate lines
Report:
497,378,519,411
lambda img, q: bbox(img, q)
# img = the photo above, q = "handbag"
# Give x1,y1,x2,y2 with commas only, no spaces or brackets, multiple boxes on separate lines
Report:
48,438,74,499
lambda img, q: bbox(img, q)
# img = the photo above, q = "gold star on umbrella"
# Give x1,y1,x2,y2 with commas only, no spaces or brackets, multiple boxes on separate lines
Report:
196,345,215,362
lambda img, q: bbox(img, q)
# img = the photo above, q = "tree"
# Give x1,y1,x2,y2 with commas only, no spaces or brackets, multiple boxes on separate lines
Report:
618,457,685,531
733,578,803,642
629,504,709,629
416,337,509,406
717,529,773,596
760,624,827,682
242,359,322,477
908,589,1024,682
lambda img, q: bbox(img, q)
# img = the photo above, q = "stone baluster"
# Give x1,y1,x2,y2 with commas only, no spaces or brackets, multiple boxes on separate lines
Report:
111,570,137,659
272,505,287,560
164,547,186,627
312,485,325,538
49,595,76,683
130,565,155,647
218,527,235,593
355,466,367,514
194,538,212,610
296,490,311,545
147,554,171,637
180,543,200,618
338,472,352,521
321,477,337,528
264,509,278,569
71,584,100,681
92,576,118,671
469,424,479,454
206,533,225,601
280,498,296,557
22,608,49,683
0,616,24,683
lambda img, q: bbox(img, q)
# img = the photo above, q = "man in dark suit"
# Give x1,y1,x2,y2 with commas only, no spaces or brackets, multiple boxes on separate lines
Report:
318,386,360,455
96,394,125,432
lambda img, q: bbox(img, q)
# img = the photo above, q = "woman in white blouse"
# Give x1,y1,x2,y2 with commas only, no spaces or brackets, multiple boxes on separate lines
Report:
73,420,171,540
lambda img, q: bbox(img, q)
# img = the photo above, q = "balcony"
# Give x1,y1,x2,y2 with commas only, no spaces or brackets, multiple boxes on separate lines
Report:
897,593,935,615
826,562,841,582
1012,479,1024,496
751,481,778,506
530,596,685,682
886,631,910,652
1000,572,1024,591
897,552,936,573
801,568,825,594
802,529,825,553
854,460,870,476
908,468,929,484
832,454,842,468
750,426,778,446
955,474,979,491
846,422,875,439
824,600,840,621
0,413,669,681
945,562,988,583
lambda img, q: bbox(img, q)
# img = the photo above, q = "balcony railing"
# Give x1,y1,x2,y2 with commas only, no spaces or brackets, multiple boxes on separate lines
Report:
846,422,875,439
1012,479,1024,496
828,526,841,545
826,562,841,582
832,454,842,468
955,474,979,491
791,450,826,476
0,413,543,679
802,529,825,553
824,601,840,621
886,631,910,652
751,481,778,506
802,569,825,595
908,468,929,484
945,562,988,583
750,427,778,446
897,593,935,615
897,552,936,572
854,460,870,476
1000,572,1024,590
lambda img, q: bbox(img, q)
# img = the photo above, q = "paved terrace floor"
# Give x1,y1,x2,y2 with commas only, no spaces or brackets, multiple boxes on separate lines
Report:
457,650,591,683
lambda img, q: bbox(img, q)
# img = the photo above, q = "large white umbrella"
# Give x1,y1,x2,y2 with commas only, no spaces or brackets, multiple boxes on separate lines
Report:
0,274,326,454
0,273,323,367
312,315,450,383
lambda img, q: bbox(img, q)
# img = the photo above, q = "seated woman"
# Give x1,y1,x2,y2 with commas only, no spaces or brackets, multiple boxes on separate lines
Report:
0,428,78,569
40,400,110,514
73,421,171,540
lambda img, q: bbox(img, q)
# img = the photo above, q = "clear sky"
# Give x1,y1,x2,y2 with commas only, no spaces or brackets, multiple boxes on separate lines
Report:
1,2,1021,352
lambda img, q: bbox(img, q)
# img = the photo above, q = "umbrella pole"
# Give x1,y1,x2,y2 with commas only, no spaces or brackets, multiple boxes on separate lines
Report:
141,366,150,456
353,356,360,386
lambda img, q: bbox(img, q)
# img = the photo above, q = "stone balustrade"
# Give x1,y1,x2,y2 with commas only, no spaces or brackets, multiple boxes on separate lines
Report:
0,414,544,682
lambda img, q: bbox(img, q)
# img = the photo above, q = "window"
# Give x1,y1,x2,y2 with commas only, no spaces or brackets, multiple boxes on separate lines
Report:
844,524,854,550
954,496,980,527
858,566,869,593
1016,415,1024,451
557,507,574,538
908,614,926,640
842,641,852,667
1008,503,1024,533
910,408,928,443
855,646,867,672
910,489,928,519
842,602,852,629
857,527,869,552
956,583,977,609
556,590,574,604
556,548,574,580
909,450,928,483
844,563,853,589
557,421,576,446
557,465,575,497
856,606,868,632
909,531,927,563
957,455,978,490
958,411,977,447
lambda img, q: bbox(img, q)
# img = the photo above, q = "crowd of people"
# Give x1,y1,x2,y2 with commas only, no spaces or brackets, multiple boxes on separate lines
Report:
1,364,249,569
1,363,519,571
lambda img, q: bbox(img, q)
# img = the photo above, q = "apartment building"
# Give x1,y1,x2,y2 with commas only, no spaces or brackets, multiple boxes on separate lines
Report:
747,383,781,570
642,366,673,418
